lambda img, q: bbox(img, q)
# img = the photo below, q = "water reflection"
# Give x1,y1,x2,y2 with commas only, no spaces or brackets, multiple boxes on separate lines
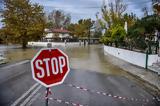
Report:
0,44,157,95
0,45,39,63
4,48,39,63
0,45,129,76
64,45,128,76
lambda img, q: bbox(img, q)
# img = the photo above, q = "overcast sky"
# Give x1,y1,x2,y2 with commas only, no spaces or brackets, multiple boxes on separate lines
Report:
31,0,152,23
0,0,153,27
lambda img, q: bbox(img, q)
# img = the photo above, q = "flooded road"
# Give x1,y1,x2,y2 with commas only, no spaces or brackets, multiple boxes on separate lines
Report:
0,45,159,106
1,45,129,76
2,44,158,93
65,45,130,76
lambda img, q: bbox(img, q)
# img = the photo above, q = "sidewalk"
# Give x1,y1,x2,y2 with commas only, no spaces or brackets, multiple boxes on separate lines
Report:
148,63,160,75
104,52,160,92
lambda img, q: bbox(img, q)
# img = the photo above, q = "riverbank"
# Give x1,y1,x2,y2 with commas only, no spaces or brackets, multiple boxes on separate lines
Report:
104,47,160,95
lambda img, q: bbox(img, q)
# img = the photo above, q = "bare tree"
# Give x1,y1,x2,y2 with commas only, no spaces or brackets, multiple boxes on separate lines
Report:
142,7,149,17
101,0,127,28
48,10,71,29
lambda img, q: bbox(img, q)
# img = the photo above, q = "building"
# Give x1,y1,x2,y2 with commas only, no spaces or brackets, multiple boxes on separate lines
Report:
152,0,160,15
43,28,72,42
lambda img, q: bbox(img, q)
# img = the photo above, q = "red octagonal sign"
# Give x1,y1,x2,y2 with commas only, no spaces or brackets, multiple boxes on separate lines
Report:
31,48,70,87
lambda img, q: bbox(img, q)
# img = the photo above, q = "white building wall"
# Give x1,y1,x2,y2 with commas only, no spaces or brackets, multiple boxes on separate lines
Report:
104,45,158,68
28,42,79,47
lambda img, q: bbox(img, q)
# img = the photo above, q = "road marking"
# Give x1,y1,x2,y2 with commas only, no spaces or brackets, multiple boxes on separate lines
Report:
11,83,39,106
1,60,29,69
20,85,42,106
26,93,41,106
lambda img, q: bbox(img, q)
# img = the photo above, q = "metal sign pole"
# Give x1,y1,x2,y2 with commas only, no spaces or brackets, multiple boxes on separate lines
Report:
46,42,51,106
45,88,49,106
45,87,52,106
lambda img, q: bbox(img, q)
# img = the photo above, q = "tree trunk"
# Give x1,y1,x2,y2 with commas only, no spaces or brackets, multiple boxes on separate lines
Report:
115,41,118,47
22,32,27,49
22,41,27,49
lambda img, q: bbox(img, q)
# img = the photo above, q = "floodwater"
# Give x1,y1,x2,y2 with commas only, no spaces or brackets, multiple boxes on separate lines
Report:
0,44,158,96
0,44,129,76
64,45,129,76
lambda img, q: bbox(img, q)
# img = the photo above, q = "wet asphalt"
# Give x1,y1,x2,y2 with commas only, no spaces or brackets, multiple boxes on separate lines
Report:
0,62,159,106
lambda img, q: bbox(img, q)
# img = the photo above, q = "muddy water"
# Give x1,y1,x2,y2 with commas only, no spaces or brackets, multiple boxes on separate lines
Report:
3,48,39,63
0,44,158,96
64,45,129,76
0,44,158,97
0,45,129,76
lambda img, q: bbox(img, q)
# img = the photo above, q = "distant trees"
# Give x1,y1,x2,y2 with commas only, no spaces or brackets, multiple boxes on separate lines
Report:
47,10,71,29
101,0,127,27
100,0,160,51
127,20,146,50
127,14,160,50
67,18,94,38
122,13,137,28
100,0,127,47
93,19,103,38
99,0,160,53
1,0,46,48
142,7,149,17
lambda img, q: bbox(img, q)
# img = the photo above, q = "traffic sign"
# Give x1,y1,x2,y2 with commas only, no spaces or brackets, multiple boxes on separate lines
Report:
31,48,70,87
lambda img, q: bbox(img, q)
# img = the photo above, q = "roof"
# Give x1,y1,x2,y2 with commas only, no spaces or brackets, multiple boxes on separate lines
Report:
51,29,71,34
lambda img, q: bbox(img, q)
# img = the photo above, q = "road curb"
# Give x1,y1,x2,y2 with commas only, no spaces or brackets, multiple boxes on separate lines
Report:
104,52,160,96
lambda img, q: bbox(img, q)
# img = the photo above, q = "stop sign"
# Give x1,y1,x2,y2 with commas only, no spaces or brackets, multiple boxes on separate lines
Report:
31,48,70,87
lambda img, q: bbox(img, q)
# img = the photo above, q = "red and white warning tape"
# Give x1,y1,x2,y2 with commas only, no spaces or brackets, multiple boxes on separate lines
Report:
63,83,155,103
42,83,158,106
44,88,88,106
49,98,88,106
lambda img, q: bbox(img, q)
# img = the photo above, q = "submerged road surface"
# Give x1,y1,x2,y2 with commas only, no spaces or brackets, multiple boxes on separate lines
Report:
0,45,159,106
